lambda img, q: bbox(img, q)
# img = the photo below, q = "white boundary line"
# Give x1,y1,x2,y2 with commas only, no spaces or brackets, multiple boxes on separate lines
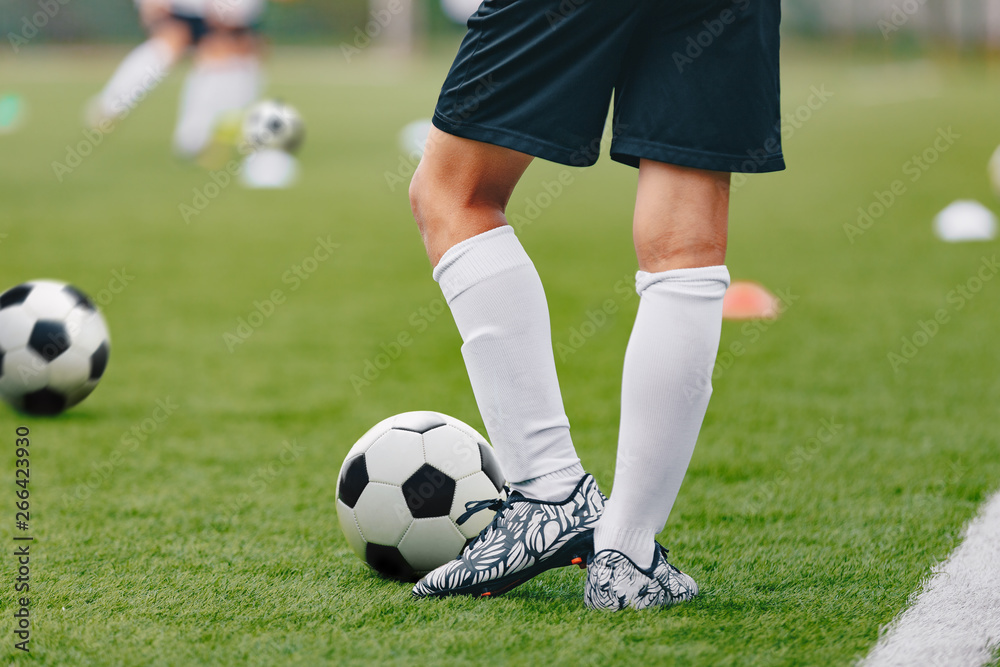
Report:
861,489,1000,667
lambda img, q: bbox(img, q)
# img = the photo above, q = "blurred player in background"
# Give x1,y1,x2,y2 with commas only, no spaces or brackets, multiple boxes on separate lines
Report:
87,0,268,159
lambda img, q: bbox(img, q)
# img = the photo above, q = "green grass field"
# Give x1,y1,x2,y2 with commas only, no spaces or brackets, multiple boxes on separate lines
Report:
1,42,999,665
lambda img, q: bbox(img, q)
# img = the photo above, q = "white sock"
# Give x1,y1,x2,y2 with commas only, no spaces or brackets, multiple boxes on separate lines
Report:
98,39,175,119
173,56,261,158
434,226,583,502
594,265,730,569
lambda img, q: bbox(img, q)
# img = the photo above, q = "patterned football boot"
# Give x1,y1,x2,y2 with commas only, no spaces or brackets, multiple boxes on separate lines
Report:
584,543,698,610
412,474,605,598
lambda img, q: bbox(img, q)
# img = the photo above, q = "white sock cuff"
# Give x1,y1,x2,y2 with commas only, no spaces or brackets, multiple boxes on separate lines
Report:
635,265,731,298
593,523,657,568
432,226,532,303
517,461,584,486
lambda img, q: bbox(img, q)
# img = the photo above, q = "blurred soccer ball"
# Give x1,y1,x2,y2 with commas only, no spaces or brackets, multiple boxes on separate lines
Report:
242,99,305,153
0,281,110,416
336,411,506,581
989,144,1000,195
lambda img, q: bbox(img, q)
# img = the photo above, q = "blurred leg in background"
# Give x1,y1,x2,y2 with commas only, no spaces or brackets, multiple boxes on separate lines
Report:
89,1,191,126
171,25,262,160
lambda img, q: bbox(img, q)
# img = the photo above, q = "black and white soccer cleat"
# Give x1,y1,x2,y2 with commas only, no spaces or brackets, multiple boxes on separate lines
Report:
584,543,698,611
412,474,605,598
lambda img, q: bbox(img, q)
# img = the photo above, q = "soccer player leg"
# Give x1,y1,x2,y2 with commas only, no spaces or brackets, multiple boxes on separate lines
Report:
172,27,261,159
587,161,730,610
91,9,189,125
410,128,586,500
409,130,604,598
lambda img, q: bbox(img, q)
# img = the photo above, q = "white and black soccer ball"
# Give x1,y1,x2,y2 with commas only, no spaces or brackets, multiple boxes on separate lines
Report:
0,280,110,416
336,411,506,581
242,99,304,153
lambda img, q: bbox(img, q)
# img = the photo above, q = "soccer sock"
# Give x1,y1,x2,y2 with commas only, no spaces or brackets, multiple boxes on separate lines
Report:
434,226,583,502
97,38,175,119
173,56,261,159
594,265,730,569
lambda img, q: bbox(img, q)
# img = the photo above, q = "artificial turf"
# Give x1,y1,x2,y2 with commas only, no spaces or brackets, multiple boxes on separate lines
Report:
1,42,998,665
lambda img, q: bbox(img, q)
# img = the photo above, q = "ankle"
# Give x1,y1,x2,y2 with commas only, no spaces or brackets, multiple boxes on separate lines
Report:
510,463,585,502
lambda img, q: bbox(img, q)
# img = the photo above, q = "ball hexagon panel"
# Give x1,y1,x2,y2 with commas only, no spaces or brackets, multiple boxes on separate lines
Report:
364,429,424,484
337,454,368,509
401,464,455,519
451,471,504,540
63,308,110,356
0,347,49,395
22,281,76,320
423,424,484,480
21,388,67,416
0,284,31,309
397,516,467,574
365,543,415,581
0,305,33,351
0,349,4,380
46,348,91,394
352,483,412,546
389,410,448,434
28,320,70,362
336,498,368,561
479,442,506,492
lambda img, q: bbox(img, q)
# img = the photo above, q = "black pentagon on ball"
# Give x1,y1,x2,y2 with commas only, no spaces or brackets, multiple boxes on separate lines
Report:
90,341,110,381
0,284,31,309
479,442,505,492
402,464,455,519
338,454,368,509
63,284,96,312
365,543,416,581
28,320,71,362
22,388,67,416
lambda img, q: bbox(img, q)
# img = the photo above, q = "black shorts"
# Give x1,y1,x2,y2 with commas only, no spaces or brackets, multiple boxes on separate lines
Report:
433,0,784,172
167,12,257,45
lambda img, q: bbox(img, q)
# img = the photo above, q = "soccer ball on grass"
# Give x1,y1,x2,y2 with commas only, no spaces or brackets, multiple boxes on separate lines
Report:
242,99,305,153
336,411,506,581
0,280,110,415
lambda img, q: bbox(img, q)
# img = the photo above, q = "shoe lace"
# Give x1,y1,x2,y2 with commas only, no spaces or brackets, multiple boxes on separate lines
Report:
456,485,512,526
